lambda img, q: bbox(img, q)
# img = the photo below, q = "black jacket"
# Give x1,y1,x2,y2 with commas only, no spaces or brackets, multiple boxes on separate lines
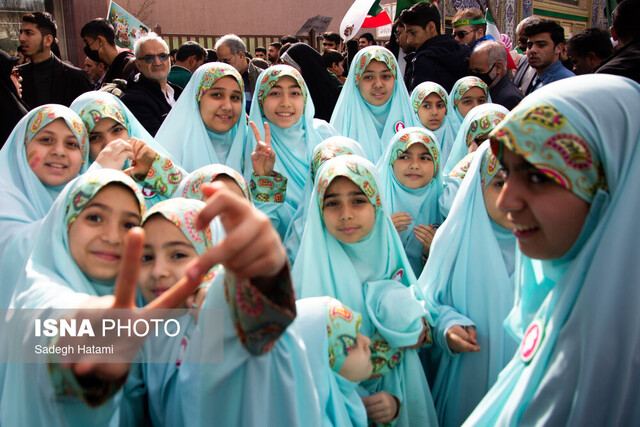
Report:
18,53,92,109
489,75,524,111
104,50,137,84
0,51,28,147
121,73,182,136
405,35,471,93
595,38,640,85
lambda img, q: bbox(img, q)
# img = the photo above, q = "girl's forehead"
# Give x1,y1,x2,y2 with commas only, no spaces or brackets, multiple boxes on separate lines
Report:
274,75,300,87
364,60,390,72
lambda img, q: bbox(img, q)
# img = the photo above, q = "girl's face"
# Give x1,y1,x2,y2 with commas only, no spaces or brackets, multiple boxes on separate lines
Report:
262,75,304,129
497,147,590,260
140,215,198,306
358,60,394,106
322,177,376,244
89,117,129,161
199,76,243,133
392,143,435,189
68,184,141,282
457,87,488,118
26,118,84,187
337,332,372,382
483,170,512,230
212,174,245,199
417,93,446,130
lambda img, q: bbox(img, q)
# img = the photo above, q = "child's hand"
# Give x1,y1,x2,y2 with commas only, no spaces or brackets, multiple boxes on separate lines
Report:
94,139,133,170
415,224,437,258
391,212,412,232
58,228,202,382
124,137,157,180
446,325,481,353
186,284,210,324
186,182,286,285
362,392,400,423
404,318,431,349
250,121,275,176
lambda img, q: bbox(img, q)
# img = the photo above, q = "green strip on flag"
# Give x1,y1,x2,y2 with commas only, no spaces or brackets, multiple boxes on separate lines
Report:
394,0,431,19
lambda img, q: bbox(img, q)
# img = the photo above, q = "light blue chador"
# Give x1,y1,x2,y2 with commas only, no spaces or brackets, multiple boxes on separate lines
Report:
0,104,90,305
292,154,438,426
247,65,337,235
465,75,640,426
1,169,145,427
443,103,508,175
283,136,366,264
376,127,444,276
155,63,250,174
70,91,186,209
330,46,418,163
420,142,517,426
446,76,491,137
410,81,456,168
291,297,368,427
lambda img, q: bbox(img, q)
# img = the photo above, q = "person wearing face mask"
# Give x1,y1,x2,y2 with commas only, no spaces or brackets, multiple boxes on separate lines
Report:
469,41,523,110
80,18,138,85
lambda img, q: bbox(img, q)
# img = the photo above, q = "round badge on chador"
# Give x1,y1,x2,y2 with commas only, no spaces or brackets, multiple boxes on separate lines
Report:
394,121,405,133
141,187,157,198
521,320,544,363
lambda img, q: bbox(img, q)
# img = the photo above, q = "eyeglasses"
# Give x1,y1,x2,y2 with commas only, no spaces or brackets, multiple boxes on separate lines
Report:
453,30,472,39
140,53,170,64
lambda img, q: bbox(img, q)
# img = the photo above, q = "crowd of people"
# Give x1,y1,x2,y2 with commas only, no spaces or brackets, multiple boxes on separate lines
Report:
0,0,639,425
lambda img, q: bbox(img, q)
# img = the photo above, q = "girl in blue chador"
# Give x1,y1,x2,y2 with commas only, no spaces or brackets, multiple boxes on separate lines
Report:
155,63,251,174
247,65,337,237
293,154,437,426
330,46,418,163
465,75,640,426
283,135,366,264
292,297,372,427
443,103,508,176
446,77,490,137
0,104,90,305
377,127,445,276
411,82,455,168
70,91,185,208
419,142,517,426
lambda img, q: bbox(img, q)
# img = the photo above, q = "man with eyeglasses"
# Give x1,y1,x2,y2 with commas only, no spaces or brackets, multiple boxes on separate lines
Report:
121,33,182,136
451,9,488,49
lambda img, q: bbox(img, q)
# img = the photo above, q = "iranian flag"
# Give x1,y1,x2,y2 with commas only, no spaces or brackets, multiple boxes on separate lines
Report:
485,9,501,40
340,0,391,40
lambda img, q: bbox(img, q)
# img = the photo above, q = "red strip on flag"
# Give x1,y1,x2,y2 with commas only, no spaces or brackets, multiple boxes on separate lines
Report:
362,10,392,28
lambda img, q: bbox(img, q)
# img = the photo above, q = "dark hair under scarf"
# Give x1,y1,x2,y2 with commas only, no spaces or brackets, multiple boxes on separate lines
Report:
0,51,28,147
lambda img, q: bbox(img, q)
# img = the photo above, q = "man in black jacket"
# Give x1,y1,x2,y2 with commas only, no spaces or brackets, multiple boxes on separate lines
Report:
17,11,92,108
81,18,138,85
595,0,640,85
402,2,471,92
121,33,182,136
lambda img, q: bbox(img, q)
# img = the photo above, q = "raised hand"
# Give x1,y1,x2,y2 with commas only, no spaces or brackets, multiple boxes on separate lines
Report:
186,182,286,289
446,325,481,353
390,212,412,232
124,137,157,180
94,139,133,170
250,121,276,176
362,392,400,423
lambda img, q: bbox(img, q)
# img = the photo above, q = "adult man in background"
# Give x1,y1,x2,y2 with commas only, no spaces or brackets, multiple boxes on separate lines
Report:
595,0,640,84
121,33,182,136
469,41,523,110
512,16,539,93
215,34,266,111
523,19,574,94
358,32,375,49
81,18,137,84
18,11,91,108
322,32,341,51
167,41,207,89
451,8,488,48
566,28,613,75
402,2,470,92
254,47,267,60
267,42,281,64
84,56,107,89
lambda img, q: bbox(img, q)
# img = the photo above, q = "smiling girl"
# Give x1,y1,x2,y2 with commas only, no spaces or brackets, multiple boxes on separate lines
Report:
465,75,640,425
377,127,444,276
420,142,517,426
247,65,337,236
70,91,185,209
155,63,250,174
330,46,418,162
293,155,437,426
